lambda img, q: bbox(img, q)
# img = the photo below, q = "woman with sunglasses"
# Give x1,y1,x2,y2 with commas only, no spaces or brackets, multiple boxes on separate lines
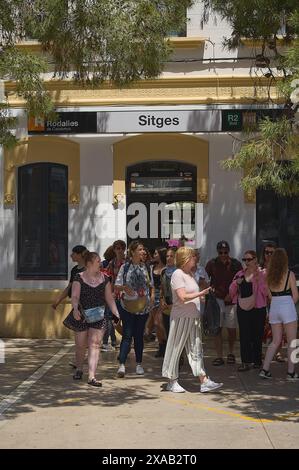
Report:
229,251,268,371
260,242,276,270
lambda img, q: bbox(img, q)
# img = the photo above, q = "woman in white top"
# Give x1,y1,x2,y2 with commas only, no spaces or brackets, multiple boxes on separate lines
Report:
162,247,223,393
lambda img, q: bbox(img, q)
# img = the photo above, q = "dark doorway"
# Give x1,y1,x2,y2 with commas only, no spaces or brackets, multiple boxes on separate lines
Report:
126,161,197,252
256,189,299,277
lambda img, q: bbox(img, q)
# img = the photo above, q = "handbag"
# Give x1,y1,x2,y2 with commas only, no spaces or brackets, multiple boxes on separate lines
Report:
202,292,221,336
163,305,172,316
122,296,147,314
238,295,255,311
80,305,105,323
237,273,257,311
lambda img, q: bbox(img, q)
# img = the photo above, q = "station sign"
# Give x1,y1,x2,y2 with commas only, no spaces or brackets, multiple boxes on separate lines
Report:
221,108,285,132
28,108,285,134
28,112,97,134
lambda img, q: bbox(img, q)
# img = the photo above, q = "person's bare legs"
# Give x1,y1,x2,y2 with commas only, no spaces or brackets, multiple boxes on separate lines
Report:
263,323,283,371
145,311,155,337
284,321,298,374
88,328,104,380
75,331,88,371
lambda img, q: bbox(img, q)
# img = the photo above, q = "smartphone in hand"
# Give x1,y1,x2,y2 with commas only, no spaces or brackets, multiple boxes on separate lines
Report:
200,286,212,296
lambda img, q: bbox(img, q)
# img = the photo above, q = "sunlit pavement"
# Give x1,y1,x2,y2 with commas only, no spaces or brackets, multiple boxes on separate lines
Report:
0,337,298,449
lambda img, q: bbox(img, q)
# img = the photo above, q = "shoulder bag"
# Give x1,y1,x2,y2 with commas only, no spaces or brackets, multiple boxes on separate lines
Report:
80,305,105,323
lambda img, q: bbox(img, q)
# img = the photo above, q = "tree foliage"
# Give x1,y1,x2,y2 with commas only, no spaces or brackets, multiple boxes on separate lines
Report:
222,116,299,195
203,0,298,51
26,0,192,85
204,1,299,195
0,0,193,147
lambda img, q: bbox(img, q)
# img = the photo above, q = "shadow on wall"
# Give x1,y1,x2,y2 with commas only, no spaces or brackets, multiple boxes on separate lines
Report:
69,185,117,256
200,134,255,264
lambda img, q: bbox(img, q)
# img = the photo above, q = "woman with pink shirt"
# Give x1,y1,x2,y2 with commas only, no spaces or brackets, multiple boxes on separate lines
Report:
229,250,268,371
162,247,223,393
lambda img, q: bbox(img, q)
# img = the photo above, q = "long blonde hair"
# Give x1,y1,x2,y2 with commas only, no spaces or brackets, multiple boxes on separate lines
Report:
267,248,289,289
175,247,195,269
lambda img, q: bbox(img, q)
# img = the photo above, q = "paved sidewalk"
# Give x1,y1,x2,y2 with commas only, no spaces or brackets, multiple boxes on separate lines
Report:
0,338,298,449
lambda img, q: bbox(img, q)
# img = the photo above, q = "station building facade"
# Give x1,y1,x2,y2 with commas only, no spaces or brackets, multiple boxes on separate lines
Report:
1,2,298,338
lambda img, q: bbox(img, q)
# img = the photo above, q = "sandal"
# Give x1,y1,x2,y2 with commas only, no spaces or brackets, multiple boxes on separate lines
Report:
73,369,83,380
227,354,236,364
238,363,251,372
88,378,102,387
212,358,225,366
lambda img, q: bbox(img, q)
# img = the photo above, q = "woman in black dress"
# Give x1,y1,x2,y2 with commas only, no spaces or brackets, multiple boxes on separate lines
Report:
64,252,120,386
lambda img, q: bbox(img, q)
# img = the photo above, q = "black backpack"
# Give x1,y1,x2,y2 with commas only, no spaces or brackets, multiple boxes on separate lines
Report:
202,291,221,336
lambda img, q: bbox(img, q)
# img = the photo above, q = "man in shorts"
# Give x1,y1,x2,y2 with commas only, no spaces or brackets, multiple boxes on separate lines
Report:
205,241,242,366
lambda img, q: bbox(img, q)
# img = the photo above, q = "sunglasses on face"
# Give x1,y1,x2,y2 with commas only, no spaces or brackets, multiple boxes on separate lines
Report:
242,257,255,262
218,251,228,255
265,250,274,255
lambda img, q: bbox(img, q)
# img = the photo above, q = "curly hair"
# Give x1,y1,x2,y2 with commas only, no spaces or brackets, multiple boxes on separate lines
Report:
267,248,289,289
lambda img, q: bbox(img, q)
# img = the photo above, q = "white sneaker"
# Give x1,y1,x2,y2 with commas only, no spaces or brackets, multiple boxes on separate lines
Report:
117,364,125,378
136,364,145,375
166,380,186,393
200,378,223,393
101,344,109,352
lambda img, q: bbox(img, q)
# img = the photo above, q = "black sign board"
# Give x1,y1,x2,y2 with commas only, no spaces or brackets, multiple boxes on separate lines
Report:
28,112,97,134
221,108,285,132
130,176,193,194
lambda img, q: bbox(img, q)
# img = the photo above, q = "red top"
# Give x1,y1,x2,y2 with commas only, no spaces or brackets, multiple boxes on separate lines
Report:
205,257,242,303
107,258,126,299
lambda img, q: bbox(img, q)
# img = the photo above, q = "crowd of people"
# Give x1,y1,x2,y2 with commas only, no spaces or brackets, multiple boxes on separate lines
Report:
52,238,299,390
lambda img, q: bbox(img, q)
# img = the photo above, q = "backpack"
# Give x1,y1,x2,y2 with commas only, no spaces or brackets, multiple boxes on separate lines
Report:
202,291,221,336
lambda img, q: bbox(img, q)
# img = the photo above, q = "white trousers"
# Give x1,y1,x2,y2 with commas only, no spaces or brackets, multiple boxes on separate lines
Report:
162,317,206,380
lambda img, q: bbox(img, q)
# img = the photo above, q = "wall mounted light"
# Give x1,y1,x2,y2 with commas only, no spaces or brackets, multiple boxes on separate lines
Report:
113,193,125,209
69,194,80,205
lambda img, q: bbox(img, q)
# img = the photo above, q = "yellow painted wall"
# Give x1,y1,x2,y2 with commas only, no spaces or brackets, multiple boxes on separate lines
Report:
4,136,80,205
0,290,74,339
2,135,80,338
